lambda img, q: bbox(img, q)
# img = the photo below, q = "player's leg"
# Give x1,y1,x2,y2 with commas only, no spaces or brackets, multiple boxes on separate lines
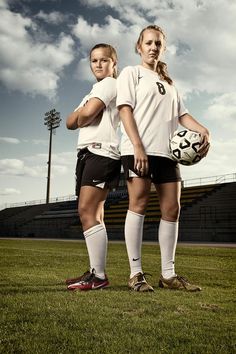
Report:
125,177,154,291
79,185,108,231
78,151,120,278
80,186,109,278
156,181,201,291
67,151,118,290
68,186,109,291
155,181,181,279
66,149,91,286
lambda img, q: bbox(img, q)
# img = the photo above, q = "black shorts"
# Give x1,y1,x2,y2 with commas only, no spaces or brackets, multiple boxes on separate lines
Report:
75,148,121,196
121,155,181,184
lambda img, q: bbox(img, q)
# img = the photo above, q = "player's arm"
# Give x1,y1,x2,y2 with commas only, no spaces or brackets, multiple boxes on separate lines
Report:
66,98,105,130
179,113,210,156
118,105,148,175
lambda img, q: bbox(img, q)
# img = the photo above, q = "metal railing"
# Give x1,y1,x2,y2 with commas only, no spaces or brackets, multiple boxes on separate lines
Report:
1,172,235,210
1,195,77,210
182,172,236,187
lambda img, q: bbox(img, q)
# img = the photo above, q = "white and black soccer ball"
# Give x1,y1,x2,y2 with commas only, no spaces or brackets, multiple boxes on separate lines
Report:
170,130,202,166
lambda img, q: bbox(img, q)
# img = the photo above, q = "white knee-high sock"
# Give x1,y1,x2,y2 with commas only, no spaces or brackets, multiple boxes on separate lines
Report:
125,210,145,278
84,224,107,279
158,219,178,279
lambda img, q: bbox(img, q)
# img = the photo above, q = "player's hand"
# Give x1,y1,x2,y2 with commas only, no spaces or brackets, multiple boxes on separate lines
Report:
134,145,148,176
199,130,210,158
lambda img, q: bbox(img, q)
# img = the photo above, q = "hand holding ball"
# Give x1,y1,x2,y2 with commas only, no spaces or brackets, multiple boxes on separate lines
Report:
170,130,203,166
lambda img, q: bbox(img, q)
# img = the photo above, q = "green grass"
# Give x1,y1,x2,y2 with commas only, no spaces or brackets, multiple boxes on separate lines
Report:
0,239,235,354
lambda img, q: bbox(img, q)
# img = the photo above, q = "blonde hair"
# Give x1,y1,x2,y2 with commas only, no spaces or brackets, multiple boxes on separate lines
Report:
89,43,118,79
135,25,173,85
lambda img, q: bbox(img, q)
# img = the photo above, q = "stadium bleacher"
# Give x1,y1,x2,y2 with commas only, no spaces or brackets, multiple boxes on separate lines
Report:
179,182,236,242
0,180,235,242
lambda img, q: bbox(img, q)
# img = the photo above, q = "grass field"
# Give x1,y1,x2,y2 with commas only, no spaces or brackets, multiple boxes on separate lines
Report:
0,239,235,354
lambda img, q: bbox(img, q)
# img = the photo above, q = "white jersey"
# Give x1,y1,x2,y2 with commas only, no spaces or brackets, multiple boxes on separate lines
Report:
116,65,188,158
75,77,120,160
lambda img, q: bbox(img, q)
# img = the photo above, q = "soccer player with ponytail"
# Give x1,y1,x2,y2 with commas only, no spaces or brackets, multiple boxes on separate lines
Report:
117,25,210,292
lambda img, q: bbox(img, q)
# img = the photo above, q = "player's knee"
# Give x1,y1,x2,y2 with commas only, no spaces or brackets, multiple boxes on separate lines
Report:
79,204,102,229
161,203,181,221
78,203,90,223
129,197,148,214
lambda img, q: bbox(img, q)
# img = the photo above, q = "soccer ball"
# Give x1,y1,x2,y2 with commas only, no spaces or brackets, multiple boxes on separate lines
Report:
170,130,202,165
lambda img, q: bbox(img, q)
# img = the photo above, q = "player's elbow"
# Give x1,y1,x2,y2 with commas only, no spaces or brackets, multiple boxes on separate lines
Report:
66,123,74,130
118,104,133,113
66,114,78,130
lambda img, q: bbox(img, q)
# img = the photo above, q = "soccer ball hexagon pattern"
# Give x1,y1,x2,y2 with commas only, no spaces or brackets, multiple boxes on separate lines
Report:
169,130,202,165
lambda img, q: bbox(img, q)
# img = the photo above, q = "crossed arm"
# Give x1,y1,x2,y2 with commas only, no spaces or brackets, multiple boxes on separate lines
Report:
66,97,105,130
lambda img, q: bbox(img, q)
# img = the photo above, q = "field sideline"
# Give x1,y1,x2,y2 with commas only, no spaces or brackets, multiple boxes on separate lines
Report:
0,239,235,354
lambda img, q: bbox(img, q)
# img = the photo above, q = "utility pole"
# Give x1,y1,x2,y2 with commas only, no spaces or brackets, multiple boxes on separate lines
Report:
44,109,61,204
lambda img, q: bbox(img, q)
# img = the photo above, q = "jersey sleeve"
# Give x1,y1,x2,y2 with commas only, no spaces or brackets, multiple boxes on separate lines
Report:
73,96,88,112
177,90,188,117
89,77,116,107
116,66,137,109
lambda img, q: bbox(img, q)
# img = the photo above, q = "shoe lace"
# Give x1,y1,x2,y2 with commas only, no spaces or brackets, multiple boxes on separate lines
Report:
81,269,95,283
141,272,152,281
176,275,189,285
134,272,152,288
81,270,90,277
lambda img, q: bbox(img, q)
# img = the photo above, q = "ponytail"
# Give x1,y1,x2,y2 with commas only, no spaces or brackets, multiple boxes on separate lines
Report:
156,61,173,85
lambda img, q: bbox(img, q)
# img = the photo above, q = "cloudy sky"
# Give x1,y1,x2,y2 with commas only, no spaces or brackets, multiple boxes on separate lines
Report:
0,0,236,209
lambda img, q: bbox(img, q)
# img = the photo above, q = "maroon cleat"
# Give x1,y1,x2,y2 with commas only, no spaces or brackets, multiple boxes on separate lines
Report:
67,270,109,291
65,270,91,285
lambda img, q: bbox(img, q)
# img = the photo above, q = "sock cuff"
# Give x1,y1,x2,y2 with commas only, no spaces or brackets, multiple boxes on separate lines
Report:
84,223,105,238
160,219,179,226
127,210,145,219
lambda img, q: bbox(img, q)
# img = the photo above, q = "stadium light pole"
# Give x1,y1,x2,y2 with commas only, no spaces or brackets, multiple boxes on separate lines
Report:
44,109,61,204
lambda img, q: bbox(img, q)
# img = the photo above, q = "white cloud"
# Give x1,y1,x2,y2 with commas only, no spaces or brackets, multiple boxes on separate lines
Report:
29,151,75,166
35,10,68,25
20,139,49,146
78,0,236,95
0,137,20,144
0,159,43,177
51,152,76,166
0,188,21,196
203,93,236,137
73,15,131,55
52,165,68,175
0,151,75,180
76,57,93,82
0,156,71,178
0,4,75,98
0,0,8,9
31,139,48,146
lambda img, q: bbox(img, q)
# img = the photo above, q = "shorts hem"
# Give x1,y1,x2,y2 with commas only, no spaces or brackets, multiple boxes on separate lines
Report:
153,178,182,185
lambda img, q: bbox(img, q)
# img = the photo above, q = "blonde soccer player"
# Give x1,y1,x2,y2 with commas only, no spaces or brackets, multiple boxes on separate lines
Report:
117,26,210,292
